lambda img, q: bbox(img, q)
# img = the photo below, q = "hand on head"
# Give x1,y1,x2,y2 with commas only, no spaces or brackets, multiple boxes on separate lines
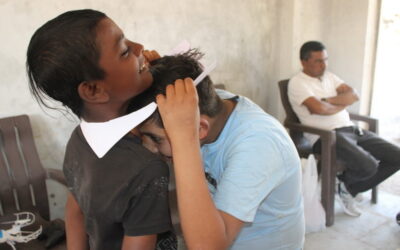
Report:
156,78,200,142
143,50,161,63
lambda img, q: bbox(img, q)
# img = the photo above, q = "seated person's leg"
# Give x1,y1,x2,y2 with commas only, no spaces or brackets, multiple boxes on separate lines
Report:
313,128,380,189
347,129,400,194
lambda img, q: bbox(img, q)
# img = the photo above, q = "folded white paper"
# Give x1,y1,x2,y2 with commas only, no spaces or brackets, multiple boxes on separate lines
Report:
167,40,191,56
194,60,216,85
80,102,157,158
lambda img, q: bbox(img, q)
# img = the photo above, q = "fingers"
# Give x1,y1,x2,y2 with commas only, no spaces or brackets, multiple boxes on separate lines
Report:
143,50,161,62
156,78,196,106
155,77,200,139
174,79,186,97
156,93,166,106
165,83,176,98
184,78,198,98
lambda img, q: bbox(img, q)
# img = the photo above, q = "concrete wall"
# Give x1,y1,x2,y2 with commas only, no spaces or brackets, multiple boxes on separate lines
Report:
0,0,378,218
321,0,379,114
273,0,378,119
0,0,278,219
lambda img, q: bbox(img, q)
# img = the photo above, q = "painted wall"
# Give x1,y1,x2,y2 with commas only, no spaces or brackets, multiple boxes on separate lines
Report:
321,0,378,114
0,0,278,219
0,0,376,218
273,0,377,118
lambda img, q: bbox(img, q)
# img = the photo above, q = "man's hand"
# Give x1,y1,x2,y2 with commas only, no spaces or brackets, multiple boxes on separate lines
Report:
303,97,346,115
156,78,243,249
143,50,161,63
325,83,359,106
303,83,358,115
156,78,200,142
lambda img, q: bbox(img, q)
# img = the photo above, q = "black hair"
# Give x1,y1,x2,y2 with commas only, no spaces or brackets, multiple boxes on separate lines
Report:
129,49,224,128
26,9,107,117
300,41,326,61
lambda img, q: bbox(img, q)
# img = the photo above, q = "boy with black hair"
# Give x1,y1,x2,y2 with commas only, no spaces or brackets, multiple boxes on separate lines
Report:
132,50,305,250
27,9,174,250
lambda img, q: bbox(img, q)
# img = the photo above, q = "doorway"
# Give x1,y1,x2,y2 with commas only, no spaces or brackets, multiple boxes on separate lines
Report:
372,0,400,145
371,0,400,195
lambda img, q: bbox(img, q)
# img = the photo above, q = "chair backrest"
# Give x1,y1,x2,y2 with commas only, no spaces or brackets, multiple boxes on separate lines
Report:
278,79,313,157
0,115,50,220
278,79,300,124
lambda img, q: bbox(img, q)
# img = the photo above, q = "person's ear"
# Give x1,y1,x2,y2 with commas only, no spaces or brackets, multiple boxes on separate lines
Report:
78,81,109,103
301,58,309,67
199,116,210,140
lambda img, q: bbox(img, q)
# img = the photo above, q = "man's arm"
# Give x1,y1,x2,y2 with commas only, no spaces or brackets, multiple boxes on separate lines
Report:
325,83,359,106
65,192,89,250
121,235,157,250
156,78,244,250
302,96,346,115
302,84,358,115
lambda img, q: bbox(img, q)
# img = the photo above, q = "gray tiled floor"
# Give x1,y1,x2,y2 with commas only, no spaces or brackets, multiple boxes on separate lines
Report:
304,191,400,250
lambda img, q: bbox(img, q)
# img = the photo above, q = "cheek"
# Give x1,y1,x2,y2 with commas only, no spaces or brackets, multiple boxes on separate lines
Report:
312,64,321,72
127,66,152,94
160,141,172,157
141,136,159,154
141,71,153,88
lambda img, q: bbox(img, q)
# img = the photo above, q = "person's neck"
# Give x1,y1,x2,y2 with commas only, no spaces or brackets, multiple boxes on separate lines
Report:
80,102,129,122
202,99,236,145
302,70,324,81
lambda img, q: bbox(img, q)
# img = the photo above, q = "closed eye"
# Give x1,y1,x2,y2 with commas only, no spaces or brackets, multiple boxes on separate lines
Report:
121,46,131,57
143,133,162,144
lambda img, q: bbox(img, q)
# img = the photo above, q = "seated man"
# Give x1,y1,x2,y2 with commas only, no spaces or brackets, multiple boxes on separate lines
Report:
130,50,305,250
288,41,400,217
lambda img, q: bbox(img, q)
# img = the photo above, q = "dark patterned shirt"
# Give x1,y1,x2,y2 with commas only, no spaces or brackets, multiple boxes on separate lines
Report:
64,127,173,250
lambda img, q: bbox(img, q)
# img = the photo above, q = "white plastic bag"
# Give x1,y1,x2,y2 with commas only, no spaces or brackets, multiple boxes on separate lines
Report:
301,154,326,233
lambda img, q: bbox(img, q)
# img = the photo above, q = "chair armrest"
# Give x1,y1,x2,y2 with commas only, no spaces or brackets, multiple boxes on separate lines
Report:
349,113,378,133
45,168,67,186
285,121,337,161
284,121,335,139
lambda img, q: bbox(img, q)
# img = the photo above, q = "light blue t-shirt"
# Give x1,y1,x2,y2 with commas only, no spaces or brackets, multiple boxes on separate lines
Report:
201,90,305,250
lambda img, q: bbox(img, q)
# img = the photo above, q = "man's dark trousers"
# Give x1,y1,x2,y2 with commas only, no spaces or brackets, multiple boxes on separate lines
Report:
313,126,400,196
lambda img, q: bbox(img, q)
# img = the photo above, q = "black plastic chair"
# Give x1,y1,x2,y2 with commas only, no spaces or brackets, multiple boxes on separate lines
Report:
0,114,66,249
278,79,378,226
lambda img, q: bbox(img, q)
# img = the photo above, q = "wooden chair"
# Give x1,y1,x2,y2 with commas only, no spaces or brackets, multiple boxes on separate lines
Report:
0,114,66,249
278,79,378,226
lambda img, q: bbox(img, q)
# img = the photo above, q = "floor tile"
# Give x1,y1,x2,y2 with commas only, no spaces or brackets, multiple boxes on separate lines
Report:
304,228,376,250
305,191,400,250
358,221,400,250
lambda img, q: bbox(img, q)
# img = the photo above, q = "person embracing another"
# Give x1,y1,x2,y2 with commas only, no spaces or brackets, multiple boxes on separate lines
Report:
130,50,305,250
27,9,175,250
